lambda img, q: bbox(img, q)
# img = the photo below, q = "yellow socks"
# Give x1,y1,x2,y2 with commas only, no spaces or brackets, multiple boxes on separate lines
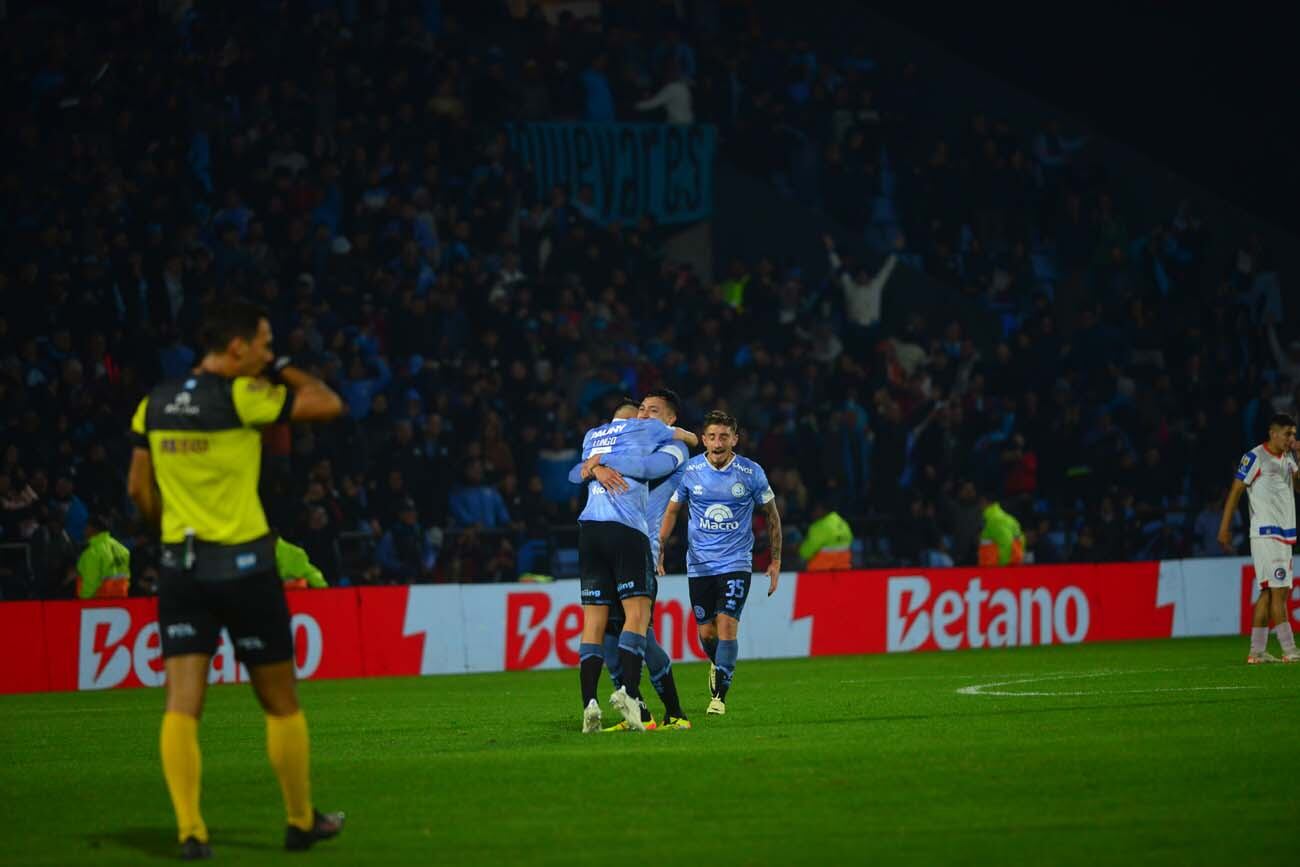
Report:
266,710,314,831
162,709,314,840
160,711,207,844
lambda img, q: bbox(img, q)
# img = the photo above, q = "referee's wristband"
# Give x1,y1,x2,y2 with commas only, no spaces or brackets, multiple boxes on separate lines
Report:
269,356,293,383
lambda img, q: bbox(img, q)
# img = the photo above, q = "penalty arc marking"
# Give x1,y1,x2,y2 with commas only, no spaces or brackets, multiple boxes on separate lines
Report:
956,668,1264,697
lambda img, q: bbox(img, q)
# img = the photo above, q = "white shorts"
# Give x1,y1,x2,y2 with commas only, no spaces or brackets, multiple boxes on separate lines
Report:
1251,537,1295,589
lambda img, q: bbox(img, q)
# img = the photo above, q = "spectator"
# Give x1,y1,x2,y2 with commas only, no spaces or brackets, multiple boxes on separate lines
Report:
1025,518,1063,564
0,0,1287,590
449,462,512,530
977,493,1025,566
299,505,344,587
635,59,693,124
798,500,854,570
376,498,435,583
582,53,616,122
49,476,89,544
824,235,898,348
341,355,392,420
1193,492,1239,556
941,481,982,566
73,514,130,599
276,536,329,590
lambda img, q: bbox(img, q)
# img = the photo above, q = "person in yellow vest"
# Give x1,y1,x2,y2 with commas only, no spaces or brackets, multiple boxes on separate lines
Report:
75,514,131,598
275,536,328,589
799,501,854,570
977,494,1025,566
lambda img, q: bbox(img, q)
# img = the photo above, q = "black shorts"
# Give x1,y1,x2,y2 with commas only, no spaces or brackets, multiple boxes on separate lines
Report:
158,567,294,667
689,572,752,624
606,550,659,637
579,521,653,606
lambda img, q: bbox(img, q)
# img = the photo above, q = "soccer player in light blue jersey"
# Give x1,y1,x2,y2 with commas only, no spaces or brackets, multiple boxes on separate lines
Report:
658,410,782,715
594,390,693,731
567,402,694,732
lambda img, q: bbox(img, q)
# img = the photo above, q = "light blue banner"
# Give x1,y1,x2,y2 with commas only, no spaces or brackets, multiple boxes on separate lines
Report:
507,123,715,225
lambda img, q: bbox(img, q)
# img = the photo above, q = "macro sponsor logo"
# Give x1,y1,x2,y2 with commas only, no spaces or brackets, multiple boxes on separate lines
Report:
77,608,323,689
886,576,1090,653
699,503,741,531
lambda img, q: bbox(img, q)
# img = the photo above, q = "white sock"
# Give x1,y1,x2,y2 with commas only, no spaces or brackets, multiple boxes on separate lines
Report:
1251,627,1269,654
1275,623,1297,654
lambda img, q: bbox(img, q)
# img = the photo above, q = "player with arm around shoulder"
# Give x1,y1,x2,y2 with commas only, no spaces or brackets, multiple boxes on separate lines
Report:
575,390,698,731
567,401,692,732
1218,413,1300,664
657,410,781,716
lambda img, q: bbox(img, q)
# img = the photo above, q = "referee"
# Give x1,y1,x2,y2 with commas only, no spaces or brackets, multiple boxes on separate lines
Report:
127,299,345,860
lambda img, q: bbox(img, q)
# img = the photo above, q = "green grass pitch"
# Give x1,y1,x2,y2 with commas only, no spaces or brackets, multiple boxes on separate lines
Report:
1,636,1296,865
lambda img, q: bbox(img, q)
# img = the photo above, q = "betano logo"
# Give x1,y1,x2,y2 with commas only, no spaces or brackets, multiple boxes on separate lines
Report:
699,503,741,531
886,576,1089,652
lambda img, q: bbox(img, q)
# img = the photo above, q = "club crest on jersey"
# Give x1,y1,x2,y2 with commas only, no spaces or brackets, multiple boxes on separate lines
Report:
693,484,704,495
731,482,746,498
1276,567,1287,581
700,503,741,531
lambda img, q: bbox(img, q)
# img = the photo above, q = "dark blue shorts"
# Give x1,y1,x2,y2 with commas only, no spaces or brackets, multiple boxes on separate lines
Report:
578,521,653,606
689,572,752,624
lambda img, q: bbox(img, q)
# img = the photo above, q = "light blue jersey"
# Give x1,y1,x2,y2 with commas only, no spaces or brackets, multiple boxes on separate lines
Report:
647,440,691,563
576,418,675,536
672,453,775,577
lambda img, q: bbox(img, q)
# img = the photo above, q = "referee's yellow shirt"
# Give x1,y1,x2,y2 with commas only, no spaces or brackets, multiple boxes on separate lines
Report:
131,372,293,545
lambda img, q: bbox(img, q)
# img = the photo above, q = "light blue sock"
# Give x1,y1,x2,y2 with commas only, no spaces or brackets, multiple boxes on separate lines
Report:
602,632,623,689
716,639,738,697
618,630,647,658
644,627,672,697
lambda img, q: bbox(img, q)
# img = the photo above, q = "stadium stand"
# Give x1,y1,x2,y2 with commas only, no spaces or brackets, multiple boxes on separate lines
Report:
0,0,1294,597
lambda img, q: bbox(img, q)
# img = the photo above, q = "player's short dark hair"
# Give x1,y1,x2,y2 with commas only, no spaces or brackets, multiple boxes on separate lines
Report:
702,409,738,432
200,298,269,354
614,394,639,412
1268,413,1297,430
642,388,681,418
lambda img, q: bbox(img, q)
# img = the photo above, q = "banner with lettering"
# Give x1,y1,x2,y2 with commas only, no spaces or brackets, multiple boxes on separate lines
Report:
4,559,1293,693
507,123,715,225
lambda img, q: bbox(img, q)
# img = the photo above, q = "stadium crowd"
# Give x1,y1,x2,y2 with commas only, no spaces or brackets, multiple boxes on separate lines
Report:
1,0,1295,598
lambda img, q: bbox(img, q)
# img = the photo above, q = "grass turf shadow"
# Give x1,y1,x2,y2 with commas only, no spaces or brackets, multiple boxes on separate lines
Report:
85,827,277,860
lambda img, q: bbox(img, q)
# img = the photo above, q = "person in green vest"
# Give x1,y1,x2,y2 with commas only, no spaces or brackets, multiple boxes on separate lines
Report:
978,494,1025,566
276,536,328,589
76,514,131,598
798,501,854,570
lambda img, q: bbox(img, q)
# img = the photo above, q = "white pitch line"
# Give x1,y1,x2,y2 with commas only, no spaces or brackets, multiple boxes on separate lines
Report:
957,669,1262,697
